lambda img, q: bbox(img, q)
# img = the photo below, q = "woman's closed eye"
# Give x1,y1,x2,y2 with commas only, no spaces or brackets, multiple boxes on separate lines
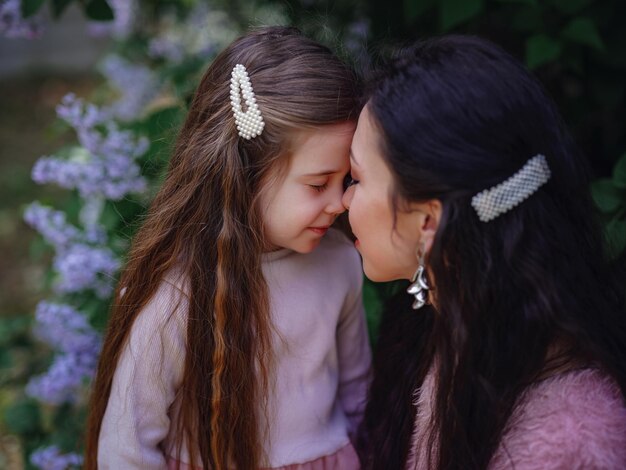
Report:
343,174,359,190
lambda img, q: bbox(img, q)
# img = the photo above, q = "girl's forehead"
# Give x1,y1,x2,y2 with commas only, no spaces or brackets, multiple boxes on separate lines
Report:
287,123,356,175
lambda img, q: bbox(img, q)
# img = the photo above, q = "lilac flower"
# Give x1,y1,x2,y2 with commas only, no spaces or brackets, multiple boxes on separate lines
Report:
33,95,149,200
27,349,100,404
32,302,100,354
148,37,185,63
32,155,147,200
100,55,160,121
147,6,237,64
24,202,82,250
53,243,120,298
27,302,101,405
0,0,44,39
31,446,83,470
55,93,106,130
87,0,137,39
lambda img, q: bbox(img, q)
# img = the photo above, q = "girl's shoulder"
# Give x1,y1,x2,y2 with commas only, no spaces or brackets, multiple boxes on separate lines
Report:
126,268,190,344
319,228,359,259
491,368,626,469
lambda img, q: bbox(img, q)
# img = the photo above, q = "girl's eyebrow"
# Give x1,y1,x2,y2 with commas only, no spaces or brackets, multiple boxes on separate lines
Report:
303,170,340,177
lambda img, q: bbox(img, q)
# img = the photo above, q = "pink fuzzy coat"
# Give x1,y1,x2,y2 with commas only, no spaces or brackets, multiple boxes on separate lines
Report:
406,367,626,469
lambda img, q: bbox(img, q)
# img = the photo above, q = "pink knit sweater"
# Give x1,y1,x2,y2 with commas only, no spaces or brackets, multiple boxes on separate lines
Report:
407,367,626,469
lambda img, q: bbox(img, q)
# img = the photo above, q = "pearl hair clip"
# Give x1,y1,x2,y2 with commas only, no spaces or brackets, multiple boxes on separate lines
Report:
230,64,265,140
471,154,551,222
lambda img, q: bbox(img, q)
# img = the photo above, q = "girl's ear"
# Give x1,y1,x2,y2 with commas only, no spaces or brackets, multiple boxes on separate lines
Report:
413,199,442,255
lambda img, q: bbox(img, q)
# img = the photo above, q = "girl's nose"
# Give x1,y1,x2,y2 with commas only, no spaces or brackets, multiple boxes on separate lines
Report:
342,185,354,210
326,184,346,215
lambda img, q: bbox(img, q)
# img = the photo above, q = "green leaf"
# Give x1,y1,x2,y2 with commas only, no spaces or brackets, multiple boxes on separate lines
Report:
613,154,626,189
52,0,75,18
606,219,626,259
495,0,537,4
548,0,592,15
363,278,383,345
404,0,436,25
591,179,623,213
525,34,561,69
85,0,114,21
561,17,604,51
21,0,45,18
2,399,41,435
440,0,484,31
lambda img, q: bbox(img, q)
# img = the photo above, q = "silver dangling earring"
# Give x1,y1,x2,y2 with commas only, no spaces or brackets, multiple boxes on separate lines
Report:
407,247,429,310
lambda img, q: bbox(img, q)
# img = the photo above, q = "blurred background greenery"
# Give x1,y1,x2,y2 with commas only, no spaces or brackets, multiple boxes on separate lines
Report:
0,0,625,468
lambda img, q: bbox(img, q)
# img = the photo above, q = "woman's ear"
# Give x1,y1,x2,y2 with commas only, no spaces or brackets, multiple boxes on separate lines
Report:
415,199,442,254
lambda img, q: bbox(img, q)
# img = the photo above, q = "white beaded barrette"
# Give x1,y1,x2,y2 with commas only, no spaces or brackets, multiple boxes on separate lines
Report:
471,154,551,223
230,64,264,140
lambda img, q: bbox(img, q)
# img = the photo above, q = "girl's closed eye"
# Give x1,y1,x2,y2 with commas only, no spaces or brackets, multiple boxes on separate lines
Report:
309,182,329,192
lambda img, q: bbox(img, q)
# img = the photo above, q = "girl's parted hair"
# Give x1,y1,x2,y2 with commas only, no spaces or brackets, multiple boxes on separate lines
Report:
358,35,626,470
85,26,359,470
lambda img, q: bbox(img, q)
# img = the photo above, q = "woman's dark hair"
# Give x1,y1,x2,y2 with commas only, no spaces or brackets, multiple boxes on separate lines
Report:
358,35,626,470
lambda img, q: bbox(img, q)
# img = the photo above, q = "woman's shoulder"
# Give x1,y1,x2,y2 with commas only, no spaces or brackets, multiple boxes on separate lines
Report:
491,368,626,469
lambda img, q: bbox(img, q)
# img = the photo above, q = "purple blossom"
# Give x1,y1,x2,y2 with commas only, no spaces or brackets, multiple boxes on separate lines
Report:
27,350,100,404
24,202,82,250
100,55,160,121
0,0,44,39
148,37,185,63
53,243,120,298
32,95,149,200
27,302,101,405
30,446,83,470
56,93,106,130
86,0,137,39
32,301,100,354
147,5,236,64
32,155,147,200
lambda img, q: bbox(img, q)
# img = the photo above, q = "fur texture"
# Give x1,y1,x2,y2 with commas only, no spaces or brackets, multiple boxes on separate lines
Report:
407,368,626,469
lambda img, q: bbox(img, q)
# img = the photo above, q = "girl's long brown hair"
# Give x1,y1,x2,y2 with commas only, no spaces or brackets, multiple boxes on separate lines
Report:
84,27,359,470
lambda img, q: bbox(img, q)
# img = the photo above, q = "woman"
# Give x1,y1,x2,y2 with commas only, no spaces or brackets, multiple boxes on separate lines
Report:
343,35,626,469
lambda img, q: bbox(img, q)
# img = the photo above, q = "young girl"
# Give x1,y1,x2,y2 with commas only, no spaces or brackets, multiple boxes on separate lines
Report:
345,36,626,469
84,27,371,470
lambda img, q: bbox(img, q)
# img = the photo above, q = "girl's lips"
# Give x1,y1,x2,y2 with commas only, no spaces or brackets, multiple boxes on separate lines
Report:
308,226,329,235
354,239,360,248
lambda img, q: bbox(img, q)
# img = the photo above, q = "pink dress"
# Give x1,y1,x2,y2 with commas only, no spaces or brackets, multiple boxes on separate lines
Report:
166,443,360,470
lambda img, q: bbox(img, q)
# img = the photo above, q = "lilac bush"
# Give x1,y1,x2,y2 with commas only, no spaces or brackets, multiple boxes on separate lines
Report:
26,302,101,405
0,0,43,38
30,445,83,470
100,55,161,121
32,94,149,200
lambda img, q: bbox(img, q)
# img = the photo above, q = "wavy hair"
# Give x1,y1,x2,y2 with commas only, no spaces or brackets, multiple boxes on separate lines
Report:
84,26,359,470
358,35,626,470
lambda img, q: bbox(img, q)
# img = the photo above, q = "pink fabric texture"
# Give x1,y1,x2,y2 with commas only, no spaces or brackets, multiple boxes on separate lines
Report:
97,229,371,469
166,443,360,470
407,367,626,469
